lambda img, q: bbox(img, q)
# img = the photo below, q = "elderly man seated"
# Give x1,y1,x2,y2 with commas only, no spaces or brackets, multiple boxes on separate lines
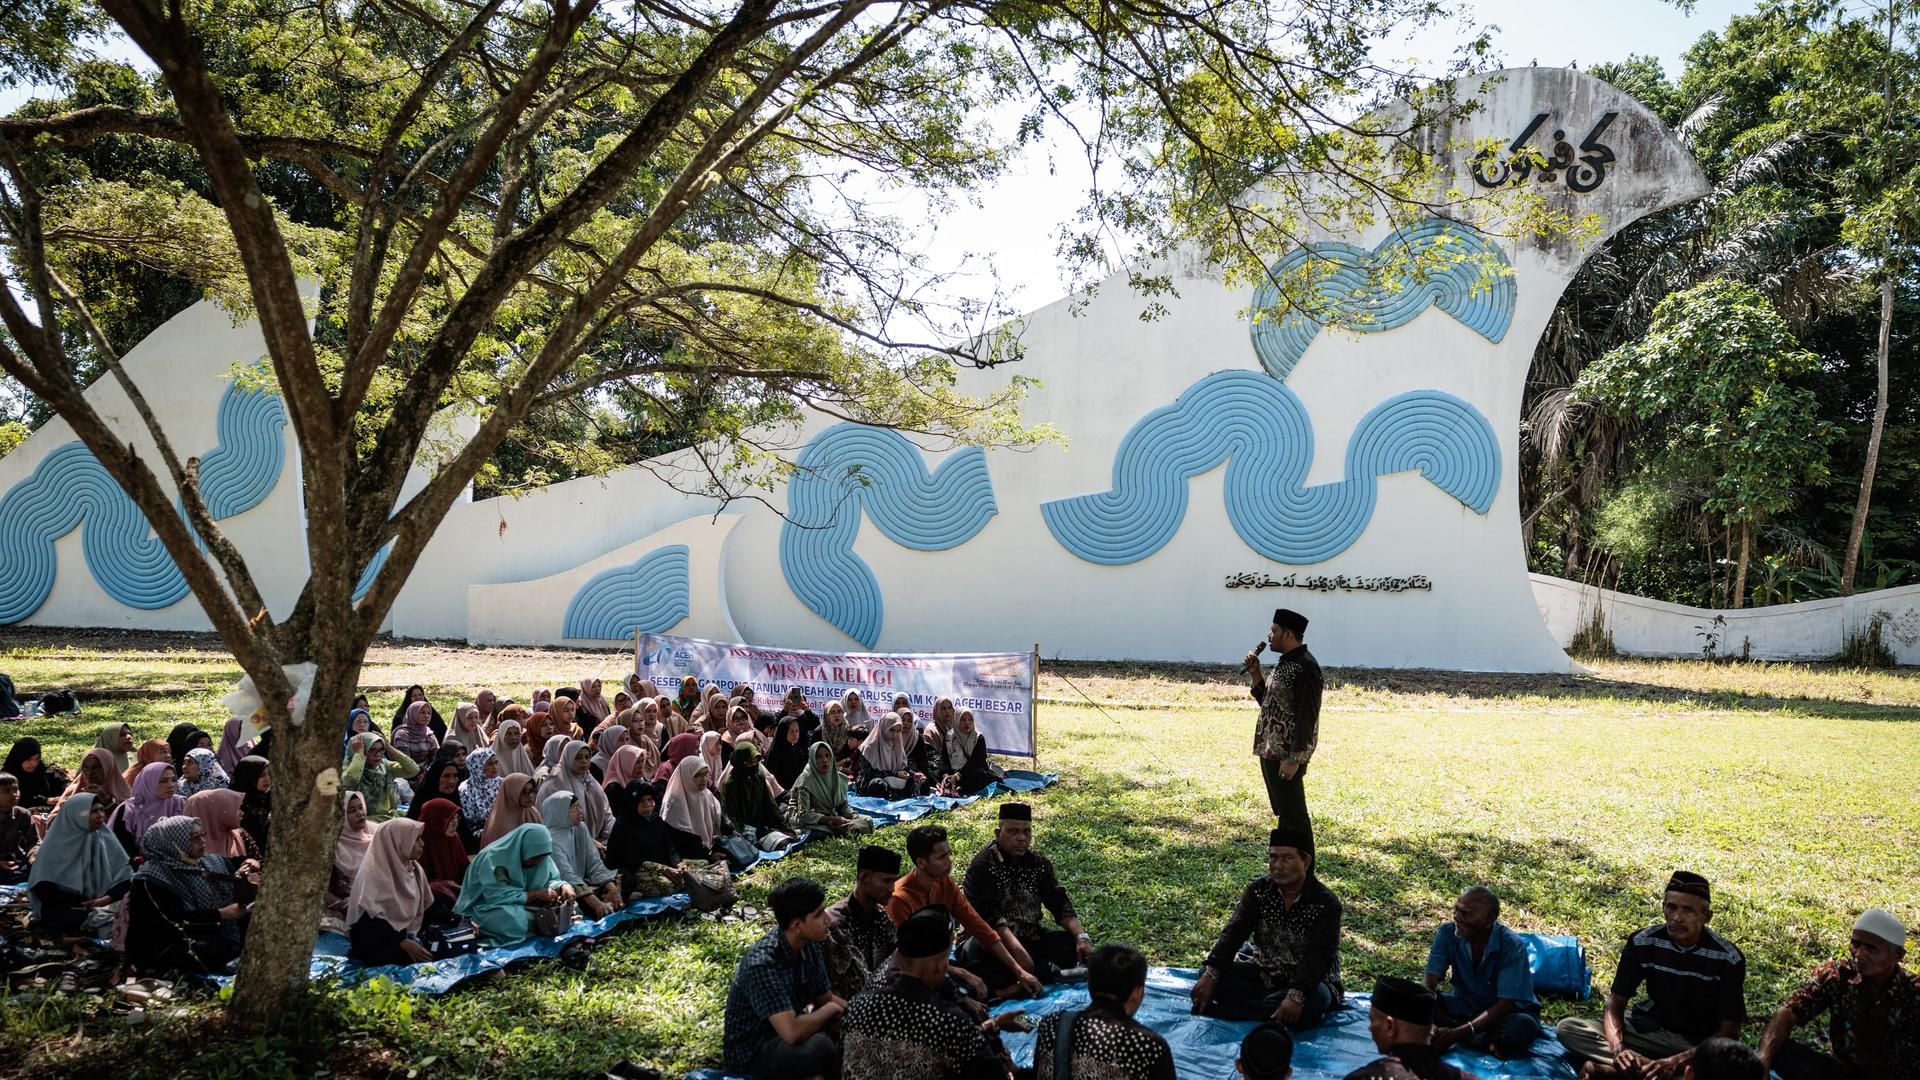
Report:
1345,976,1481,1080
1760,908,1918,1080
1189,827,1342,1026
1422,887,1542,1058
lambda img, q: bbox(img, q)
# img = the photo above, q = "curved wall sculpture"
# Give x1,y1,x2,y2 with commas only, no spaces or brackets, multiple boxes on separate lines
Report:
1248,218,1515,381
1041,371,1499,565
561,544,692,640
779,423,997,647
0,377,286,623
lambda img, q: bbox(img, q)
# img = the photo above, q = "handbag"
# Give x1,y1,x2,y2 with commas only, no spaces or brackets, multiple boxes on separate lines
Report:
719,834,759,871
531,898,576,938
683,863,736,912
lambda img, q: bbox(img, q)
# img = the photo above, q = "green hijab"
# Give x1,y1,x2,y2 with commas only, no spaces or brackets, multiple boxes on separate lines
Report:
792,741,847,812
455,822,558,913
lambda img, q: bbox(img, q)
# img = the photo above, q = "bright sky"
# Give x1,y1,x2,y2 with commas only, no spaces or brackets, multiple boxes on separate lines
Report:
0,0,1759,320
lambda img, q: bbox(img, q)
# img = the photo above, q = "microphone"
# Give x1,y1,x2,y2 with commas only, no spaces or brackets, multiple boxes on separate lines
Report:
1252,641,1267,657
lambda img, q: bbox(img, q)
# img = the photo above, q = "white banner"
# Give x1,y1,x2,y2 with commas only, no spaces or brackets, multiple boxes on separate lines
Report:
635,633,1037,758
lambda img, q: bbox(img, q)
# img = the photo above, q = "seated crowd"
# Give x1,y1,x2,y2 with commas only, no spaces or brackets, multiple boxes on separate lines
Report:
1,679,1912,1080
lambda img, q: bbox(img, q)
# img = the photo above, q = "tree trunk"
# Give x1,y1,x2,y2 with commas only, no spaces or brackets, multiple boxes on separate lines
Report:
1840,275,1894,596
226,611,365,1024
1734,520,1751,610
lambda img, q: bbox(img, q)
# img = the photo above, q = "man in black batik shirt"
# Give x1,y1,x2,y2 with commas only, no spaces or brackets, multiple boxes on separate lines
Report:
1190,827,1342,1027
961,801,1091,985
1242,608,1321,843
842,908,1022,1080
1034,944,1176,1080
826,845,904,1000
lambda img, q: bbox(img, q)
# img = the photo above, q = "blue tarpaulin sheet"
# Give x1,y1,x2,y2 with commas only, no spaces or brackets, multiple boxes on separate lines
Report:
291,770,1058,994
688,967,1578,1080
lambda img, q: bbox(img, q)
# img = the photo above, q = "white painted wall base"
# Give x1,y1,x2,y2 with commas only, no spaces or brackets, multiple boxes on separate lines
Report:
1530,574,1920,664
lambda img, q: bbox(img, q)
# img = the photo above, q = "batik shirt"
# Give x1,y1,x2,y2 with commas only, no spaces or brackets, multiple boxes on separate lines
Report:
1033,1000,1176,1080
1783,959,1920,1077
841,973,1000,1080
825,894,898,1000
1341,1046,1479,1080
1250,645,1322,761
1204,875,1343,998
963,842,1077,943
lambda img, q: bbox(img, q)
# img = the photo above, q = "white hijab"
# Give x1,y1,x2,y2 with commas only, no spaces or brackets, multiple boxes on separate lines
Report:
861,710,914,773
661,755,721,847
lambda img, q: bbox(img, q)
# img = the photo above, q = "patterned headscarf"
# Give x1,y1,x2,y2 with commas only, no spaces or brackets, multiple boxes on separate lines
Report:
459,747,502,825
179,747,230,796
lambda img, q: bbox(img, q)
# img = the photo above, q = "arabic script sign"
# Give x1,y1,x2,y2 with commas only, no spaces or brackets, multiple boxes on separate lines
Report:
1472,111,1619,193
1225,572,1434,593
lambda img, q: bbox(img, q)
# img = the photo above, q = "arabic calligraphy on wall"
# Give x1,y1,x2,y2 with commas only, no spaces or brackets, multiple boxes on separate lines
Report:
1472,111,1619,193
1225,572,1434,593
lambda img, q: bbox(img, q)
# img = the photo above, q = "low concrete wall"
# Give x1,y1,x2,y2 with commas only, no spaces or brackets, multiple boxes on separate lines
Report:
1530,574,1920,664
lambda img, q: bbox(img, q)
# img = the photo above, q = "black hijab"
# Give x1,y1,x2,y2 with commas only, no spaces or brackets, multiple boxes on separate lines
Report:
406,758,463,819
389,685,425,732
2,737,58,808
166,723,210,768
765,719,808,789
230,754,272,851
605,783,677,870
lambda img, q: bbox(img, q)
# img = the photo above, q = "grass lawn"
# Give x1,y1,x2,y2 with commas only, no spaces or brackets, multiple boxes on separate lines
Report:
1,630,1916,1078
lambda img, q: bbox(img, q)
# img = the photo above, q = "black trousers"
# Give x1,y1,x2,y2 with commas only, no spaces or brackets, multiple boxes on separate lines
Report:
1771,1042,1860,1080
1205,960,1336,1025
1260,758,1312,840
956,928,1079,987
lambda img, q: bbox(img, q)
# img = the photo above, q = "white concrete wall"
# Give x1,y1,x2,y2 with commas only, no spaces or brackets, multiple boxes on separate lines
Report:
2,68,1727,673
1531,574,1920,664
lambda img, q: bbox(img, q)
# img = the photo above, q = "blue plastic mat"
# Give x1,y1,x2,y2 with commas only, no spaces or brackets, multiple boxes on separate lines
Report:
688,967,1577,1080
293,770,1057,993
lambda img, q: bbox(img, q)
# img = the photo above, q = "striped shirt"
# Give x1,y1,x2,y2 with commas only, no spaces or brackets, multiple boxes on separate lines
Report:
1610,923,1746,1042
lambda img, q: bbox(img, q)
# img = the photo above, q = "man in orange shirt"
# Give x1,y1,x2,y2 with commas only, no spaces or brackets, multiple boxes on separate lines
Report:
887,824,1044,998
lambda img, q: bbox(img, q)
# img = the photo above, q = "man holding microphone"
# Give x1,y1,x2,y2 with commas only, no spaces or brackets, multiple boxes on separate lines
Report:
1243,608,1322,843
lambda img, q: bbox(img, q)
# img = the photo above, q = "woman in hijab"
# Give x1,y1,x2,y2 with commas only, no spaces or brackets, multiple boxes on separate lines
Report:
95,723,135,774
537,739,614,842
675,676,702,718
589,725,630,783
720,745,790,848
626,700,663,749
817,701,854,769
521,707,555,757
455,822,570,947
577,677,611,725
482,773,541,846
444,702,489,755
857,710,925,798
64,747,132,809
323,790,376,933
342,733,420,823
215,717,254,775
26,793,131,936
389,684,426,734
698,731,728,794
721,704,755,751
391,700,441,763
459,748,503,839
660,755,725,862
489,712,536,778
185,787,253,865
177,746,230,797
166,724,211,770
841,690,872,740
347,817,435,965
787,742,874,837
109,761,185,856
3,737,62,809
416,798,470,907
341,708,378,758
542,792,620,919
764,718,809,791
946,708,1002,795
659,696,689,740
407,757,478,850
123,816,249,976
228,754,274,852
533,732,571,785
604,782,693,899
122,738,171,788
654,730,703,783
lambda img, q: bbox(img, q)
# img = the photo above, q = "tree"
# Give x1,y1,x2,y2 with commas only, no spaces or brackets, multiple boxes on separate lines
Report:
1575,280,1834,608
0,0,1504,1023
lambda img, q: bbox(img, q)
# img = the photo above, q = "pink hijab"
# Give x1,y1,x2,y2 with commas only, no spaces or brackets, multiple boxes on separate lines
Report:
334,790,375,879
482,773,541,845
661,755,720,847
66,747,133,804
185,788,249,859
348,817,433,935
108,762,183,845
604,744,646,789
